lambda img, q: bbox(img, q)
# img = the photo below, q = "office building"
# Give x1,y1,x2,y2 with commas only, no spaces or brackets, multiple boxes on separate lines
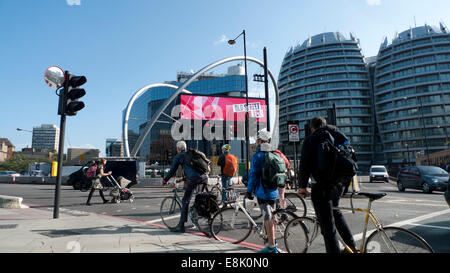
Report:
106,138,124,157
32,124,59,152
67,148,100,165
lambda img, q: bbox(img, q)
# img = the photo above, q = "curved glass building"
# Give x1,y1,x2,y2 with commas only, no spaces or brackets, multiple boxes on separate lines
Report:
278,32,374,171
374,24,450,166
124,65,246,163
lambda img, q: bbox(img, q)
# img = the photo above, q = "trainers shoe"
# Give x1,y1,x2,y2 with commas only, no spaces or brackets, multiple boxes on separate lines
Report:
258,245,279,253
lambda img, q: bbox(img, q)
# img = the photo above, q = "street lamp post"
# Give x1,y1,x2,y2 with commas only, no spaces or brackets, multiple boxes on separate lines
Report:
418,96,431,164
405,142,410,166
229,30,250,178
17,128,33,133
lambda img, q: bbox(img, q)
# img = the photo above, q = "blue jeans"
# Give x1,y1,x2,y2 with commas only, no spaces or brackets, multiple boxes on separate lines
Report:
221,174,231,205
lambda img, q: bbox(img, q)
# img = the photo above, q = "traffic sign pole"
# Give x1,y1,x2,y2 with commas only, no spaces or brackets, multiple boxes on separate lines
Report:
288,121,300,190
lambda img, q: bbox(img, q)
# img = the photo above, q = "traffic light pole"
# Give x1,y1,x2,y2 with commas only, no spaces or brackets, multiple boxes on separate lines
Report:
53,113,66,219
53,72,68,219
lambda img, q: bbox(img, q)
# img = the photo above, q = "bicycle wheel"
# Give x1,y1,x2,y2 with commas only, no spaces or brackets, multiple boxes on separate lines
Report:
210,186,222,205
210,206,253,244
190,206,214,237
284,216,323,253
364,226,434,253
160,196,181,229
272,210,298,252
284,192,307,217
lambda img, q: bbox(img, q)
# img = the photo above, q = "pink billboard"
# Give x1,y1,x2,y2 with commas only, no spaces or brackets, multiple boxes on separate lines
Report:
179,95,267,122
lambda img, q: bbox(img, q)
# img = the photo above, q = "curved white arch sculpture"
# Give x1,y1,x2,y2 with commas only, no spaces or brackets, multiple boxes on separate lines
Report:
128,56,280,157
122,83,192,157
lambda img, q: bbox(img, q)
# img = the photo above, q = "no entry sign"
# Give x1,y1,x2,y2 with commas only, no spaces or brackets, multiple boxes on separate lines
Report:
288,124,300,142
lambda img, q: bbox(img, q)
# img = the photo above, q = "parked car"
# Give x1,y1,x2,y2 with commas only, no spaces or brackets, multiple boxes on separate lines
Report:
397,166,449,193
369,165,389,183
445,178,450,207
0,171,20,177
30,170,46,177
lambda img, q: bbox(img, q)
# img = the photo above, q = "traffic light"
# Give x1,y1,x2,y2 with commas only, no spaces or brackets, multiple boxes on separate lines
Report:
58,71,86,116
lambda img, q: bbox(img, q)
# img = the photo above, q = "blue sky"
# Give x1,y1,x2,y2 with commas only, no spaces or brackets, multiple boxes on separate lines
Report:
1,0,450,156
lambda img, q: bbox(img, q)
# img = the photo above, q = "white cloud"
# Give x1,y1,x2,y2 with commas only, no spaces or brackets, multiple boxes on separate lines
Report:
213,35,228,45
366,0,381,6
67,0,81,6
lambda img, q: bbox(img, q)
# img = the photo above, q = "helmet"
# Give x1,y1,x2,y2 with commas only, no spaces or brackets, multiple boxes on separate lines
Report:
257,128,271,142
222,144,231,150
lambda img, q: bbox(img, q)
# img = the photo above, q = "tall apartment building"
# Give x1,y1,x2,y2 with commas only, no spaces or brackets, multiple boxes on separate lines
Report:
278,23,450,171
374,23,450,167
32,124,60,152
278,32,374,171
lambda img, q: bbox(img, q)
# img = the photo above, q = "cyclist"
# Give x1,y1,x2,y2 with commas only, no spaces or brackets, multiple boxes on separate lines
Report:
297,116,357,253
217,144,237,206
162,141,208,233
245,129,279,253
273,149,290,210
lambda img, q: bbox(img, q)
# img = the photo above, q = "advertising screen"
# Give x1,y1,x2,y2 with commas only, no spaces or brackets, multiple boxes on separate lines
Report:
179,94,267,122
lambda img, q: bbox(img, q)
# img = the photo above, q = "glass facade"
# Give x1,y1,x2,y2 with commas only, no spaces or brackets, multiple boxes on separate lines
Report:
278,32,374,171
124,69,246,163
374,24,450,169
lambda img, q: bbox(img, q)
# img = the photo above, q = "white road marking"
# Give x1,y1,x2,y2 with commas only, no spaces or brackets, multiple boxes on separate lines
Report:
407,223,450,231
352,209,450,242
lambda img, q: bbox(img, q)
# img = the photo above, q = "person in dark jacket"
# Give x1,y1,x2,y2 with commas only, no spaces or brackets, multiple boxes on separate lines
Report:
162,141,207,233
297,116,357,253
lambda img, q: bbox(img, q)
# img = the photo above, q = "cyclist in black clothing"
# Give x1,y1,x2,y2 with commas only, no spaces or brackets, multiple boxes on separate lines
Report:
162,141,207,233
297,116,357,253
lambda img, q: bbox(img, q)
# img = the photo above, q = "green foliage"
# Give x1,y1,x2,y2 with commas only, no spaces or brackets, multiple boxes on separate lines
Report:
0,154,65,172
0,154,31,172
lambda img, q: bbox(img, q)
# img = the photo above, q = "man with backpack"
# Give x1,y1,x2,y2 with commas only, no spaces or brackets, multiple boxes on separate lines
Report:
217,144,238,206
298,116,358,253
162,141,210,233
246,129,286,253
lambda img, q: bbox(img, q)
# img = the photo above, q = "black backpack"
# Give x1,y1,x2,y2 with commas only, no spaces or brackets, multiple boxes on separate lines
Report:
184,148,211,174
317,129,358,191
194,192,219,217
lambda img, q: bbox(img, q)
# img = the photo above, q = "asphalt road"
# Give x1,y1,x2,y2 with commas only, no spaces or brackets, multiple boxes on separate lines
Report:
1,178,449,253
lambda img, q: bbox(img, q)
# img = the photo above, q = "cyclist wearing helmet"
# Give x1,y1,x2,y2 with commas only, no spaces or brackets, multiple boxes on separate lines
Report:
217,144,236,206
245,128,280,253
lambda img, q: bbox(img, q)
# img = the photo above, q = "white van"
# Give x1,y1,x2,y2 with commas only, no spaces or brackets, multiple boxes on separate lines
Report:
369,165,389,183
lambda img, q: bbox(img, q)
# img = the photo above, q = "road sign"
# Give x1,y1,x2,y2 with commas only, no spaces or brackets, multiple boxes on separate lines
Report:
288,124,300,142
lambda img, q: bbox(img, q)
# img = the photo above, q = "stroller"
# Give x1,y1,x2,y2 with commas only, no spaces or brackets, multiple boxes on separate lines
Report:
105,175,135,203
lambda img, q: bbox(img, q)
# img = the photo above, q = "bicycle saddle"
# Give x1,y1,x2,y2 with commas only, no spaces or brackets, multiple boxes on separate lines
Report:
357,192,386,201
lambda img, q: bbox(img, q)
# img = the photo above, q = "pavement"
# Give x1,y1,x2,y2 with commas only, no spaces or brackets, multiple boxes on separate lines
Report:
0,204,253,253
